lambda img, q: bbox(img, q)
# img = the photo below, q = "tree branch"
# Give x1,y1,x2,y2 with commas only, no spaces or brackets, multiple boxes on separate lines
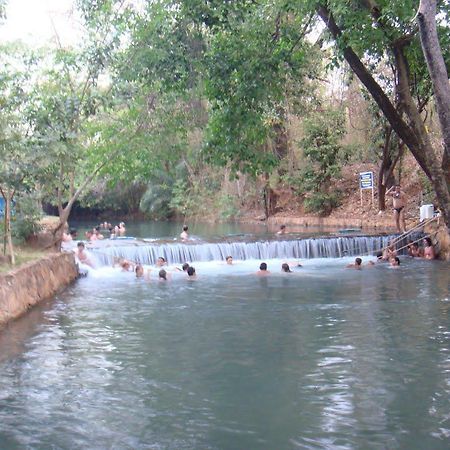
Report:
316,4,431,178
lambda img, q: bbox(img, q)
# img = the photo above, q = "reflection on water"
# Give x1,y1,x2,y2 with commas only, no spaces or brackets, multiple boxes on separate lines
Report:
0,257,449,450
70,219,379,242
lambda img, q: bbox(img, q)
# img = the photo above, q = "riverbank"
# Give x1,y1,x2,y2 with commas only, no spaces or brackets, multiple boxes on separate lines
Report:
0,252,78,327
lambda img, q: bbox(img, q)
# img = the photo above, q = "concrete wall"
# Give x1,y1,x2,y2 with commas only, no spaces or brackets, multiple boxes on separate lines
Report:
0,253,78,327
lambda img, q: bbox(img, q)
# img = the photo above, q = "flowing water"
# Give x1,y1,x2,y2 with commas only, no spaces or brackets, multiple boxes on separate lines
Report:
0,225,449,450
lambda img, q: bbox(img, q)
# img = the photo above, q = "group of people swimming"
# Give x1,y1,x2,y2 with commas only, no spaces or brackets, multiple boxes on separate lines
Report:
75,233,436,280
346,236,436,269
89,222,126,240
74,241,306,279
116,256,197,281
62,222,127,244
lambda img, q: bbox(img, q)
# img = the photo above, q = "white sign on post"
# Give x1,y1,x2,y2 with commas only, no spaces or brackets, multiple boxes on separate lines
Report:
359,171,374,206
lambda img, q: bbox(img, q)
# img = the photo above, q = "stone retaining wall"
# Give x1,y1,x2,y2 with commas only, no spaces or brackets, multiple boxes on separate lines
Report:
0,253,78,327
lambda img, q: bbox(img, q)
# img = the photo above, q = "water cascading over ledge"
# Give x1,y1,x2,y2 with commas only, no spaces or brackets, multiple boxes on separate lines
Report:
90,233,422,266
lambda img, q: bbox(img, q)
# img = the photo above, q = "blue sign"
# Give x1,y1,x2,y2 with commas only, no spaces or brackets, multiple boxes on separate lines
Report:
359,171,374,189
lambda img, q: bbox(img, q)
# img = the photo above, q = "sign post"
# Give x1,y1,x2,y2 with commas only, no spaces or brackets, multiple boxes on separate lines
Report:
359,171,374,206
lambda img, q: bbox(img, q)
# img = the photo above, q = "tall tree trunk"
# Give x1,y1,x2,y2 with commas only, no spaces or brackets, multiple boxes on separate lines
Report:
262,174,278,219
417,0,450,186
273,106,289,163
377,126,399,211
393,43,450,229
2,196,6,256
378,143,402,211
51,157,116,250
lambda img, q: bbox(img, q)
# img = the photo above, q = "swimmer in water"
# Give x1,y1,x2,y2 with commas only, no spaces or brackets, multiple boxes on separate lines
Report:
119,259,133,272
187,266,197,280
159,269,171,281
176,262,190,272
407,242,420,257
225,256,233,265
62,228,72,243
86,230,97,242
180,225,189,241
94,226,104,240
135,264,144,278
75,242,94,268
156,256,167,267
118,222,126,236
276,224,287,235
281,263,292,273
382,240,397,261
390,256,401,267
422,237,436,260
346,257,363,269
256,262,270,276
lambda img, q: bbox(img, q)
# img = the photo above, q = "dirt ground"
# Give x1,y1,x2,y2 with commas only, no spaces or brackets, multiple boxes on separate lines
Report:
269,155,426,229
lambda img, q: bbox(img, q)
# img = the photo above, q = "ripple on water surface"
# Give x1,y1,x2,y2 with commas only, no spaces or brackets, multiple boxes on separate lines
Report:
0,257,449,449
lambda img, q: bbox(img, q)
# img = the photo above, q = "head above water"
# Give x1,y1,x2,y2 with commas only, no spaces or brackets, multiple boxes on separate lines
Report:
77,242,85,249
159,269,167,280
355,258,362,266
157,257,166,266
281,263,291,272
391,256,400,266
121,260,131,270
187,266,196,277
226,256,233,264
259,262,268,271
182,225,188,232
182,263,190,271
424,237,432,247
135,264,144,277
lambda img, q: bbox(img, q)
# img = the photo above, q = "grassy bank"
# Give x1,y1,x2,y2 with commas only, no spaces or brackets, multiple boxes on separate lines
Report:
0,248,48,274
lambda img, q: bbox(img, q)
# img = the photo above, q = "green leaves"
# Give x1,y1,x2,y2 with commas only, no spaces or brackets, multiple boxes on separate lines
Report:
203,0,317,175
299,107,345,184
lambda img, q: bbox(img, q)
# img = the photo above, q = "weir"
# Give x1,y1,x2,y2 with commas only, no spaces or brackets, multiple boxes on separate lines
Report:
90,233,422,266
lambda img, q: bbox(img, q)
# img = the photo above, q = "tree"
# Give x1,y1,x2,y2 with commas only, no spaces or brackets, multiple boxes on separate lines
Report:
299,108,347,214
197,0,321,216
0,44,43,264
312,0,450,231
27,41,125,248
78,0,221,219
417,0,450,186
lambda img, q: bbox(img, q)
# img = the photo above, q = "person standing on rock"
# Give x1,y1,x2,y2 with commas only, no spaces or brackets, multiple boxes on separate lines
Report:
386,184,407,233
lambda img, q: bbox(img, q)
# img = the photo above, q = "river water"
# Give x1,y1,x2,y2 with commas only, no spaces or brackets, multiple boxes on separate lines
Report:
0,224,449,449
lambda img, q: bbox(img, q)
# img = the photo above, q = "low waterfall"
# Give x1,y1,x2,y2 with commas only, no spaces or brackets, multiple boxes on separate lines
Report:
90,233,421,266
